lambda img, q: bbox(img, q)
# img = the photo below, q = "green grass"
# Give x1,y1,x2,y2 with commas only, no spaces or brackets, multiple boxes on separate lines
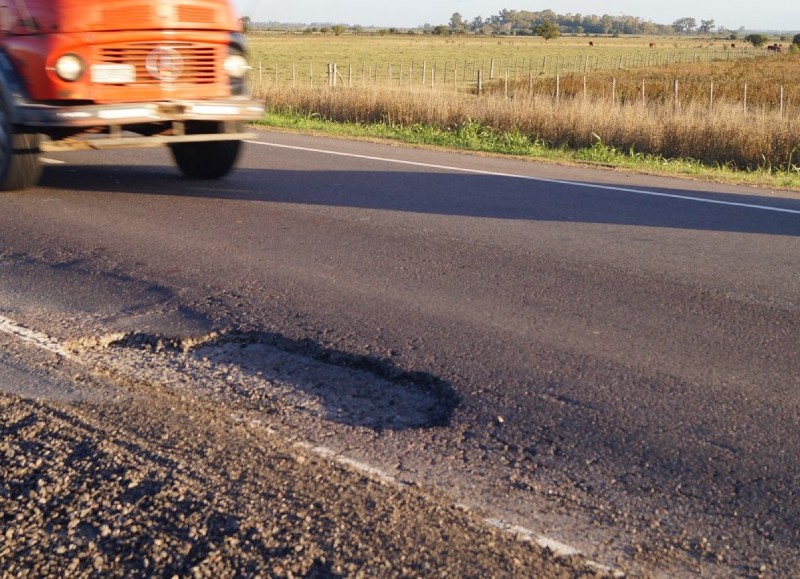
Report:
256,110,800,191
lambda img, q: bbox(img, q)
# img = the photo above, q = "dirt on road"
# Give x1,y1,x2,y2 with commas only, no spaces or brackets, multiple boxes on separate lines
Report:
0,358,608,578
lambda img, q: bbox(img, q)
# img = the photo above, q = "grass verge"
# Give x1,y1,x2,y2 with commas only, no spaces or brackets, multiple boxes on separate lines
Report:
256,110,800,192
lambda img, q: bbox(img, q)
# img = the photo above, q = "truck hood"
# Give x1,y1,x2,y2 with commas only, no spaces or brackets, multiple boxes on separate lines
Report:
9,0,240,34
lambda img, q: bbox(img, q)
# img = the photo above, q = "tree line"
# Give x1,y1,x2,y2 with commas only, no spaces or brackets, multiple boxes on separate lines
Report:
443,10,713,37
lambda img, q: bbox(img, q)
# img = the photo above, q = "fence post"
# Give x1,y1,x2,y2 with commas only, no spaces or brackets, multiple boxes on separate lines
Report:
555,74,560,105
743,83,747,113
780,85,784,117
490,58,495,79
709,81,714,110
477,69,482,96
673,79,679,110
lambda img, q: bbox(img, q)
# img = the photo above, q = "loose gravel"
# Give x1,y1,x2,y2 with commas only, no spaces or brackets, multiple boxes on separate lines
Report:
1,358,608,578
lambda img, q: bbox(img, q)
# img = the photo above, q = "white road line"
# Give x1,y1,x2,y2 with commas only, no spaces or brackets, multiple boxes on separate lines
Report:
0,315,71,358
246,140,800,216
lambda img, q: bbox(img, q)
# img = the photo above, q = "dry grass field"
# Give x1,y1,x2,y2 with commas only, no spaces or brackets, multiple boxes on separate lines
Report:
250,33,800,174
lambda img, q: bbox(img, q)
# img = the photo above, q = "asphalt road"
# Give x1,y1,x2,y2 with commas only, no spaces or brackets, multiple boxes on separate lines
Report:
1,129,799,576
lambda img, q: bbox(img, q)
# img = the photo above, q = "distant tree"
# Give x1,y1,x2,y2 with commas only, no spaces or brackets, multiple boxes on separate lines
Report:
432,25,450,36
672,17,697,35
449,12,465,32
470,16,484,33
744,33,768,47
330,25,346,36
240,15,252,33
793,33,800,45
534,21,559,41
698,19,715,34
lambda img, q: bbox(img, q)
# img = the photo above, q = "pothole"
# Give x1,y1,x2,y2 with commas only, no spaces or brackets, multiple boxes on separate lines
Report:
69,330,459,431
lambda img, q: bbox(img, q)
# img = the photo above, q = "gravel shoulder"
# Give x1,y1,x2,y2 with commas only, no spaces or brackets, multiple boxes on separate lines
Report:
0,355,608,578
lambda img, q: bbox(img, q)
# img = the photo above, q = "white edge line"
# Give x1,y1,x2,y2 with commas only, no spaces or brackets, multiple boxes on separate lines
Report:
0,313,617,574
0,315,71,358
246,139,800,216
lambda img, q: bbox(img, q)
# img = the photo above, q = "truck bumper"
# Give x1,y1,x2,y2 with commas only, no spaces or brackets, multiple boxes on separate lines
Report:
19,98,265,128
18,98,265,152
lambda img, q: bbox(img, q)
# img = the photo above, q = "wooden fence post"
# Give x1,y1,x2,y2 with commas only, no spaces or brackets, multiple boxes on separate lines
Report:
709,81,714,110
743,83,747,113
477,69,482,96
673,79,679,110
556,74,560,105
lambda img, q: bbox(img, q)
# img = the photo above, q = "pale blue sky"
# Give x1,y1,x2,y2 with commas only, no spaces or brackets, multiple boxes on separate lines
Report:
233,1,797,32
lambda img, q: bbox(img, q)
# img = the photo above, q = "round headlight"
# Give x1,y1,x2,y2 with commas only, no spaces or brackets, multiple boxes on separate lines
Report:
55,54,84,82
224,54,250,78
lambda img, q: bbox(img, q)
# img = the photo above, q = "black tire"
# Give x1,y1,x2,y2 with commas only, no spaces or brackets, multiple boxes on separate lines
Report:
0,96,42,191
169,139,242,180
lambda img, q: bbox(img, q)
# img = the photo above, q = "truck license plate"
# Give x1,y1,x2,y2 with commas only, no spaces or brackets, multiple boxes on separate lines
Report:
91,64,136,84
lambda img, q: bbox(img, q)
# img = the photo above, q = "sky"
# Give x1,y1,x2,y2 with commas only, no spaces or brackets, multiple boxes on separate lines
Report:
232,1,798,32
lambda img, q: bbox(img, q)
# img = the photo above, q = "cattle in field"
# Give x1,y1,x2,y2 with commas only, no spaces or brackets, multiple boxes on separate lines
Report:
730,43,736,48
767,44,782,53
649,42,655,48
588,41,594,46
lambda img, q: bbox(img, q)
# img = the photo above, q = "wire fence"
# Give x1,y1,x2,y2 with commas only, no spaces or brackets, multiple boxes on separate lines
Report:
251,47,768,93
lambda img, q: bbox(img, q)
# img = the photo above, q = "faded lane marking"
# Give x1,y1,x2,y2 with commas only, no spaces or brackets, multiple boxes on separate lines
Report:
0,315,71,358
247,140,800,216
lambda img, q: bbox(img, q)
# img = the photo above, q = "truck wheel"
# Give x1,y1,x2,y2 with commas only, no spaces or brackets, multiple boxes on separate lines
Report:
169,140,242,180
0,98,42,191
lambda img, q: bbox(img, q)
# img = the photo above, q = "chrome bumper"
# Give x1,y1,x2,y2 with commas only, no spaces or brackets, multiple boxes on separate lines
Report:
19,98,265,128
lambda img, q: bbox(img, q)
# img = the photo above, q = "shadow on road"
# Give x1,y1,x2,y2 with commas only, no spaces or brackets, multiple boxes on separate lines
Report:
38,164,800,237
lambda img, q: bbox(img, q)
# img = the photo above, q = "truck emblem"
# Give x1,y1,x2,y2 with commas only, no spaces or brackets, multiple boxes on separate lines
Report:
146,46,183,82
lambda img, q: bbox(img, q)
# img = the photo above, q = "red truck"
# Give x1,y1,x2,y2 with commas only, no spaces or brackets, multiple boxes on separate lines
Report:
0,0,264,190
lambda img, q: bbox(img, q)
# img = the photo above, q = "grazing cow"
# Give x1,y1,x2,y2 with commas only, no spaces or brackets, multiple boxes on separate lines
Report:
588,41,594,46
730,43,736,48
767,44,782,53
649,42,655,48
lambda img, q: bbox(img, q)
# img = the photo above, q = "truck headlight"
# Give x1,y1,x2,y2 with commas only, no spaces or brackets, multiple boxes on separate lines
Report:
224,54,250,78
55,54,84,82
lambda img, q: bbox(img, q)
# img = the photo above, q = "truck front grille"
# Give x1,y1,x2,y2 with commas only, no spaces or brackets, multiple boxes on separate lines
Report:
100,42,218,85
